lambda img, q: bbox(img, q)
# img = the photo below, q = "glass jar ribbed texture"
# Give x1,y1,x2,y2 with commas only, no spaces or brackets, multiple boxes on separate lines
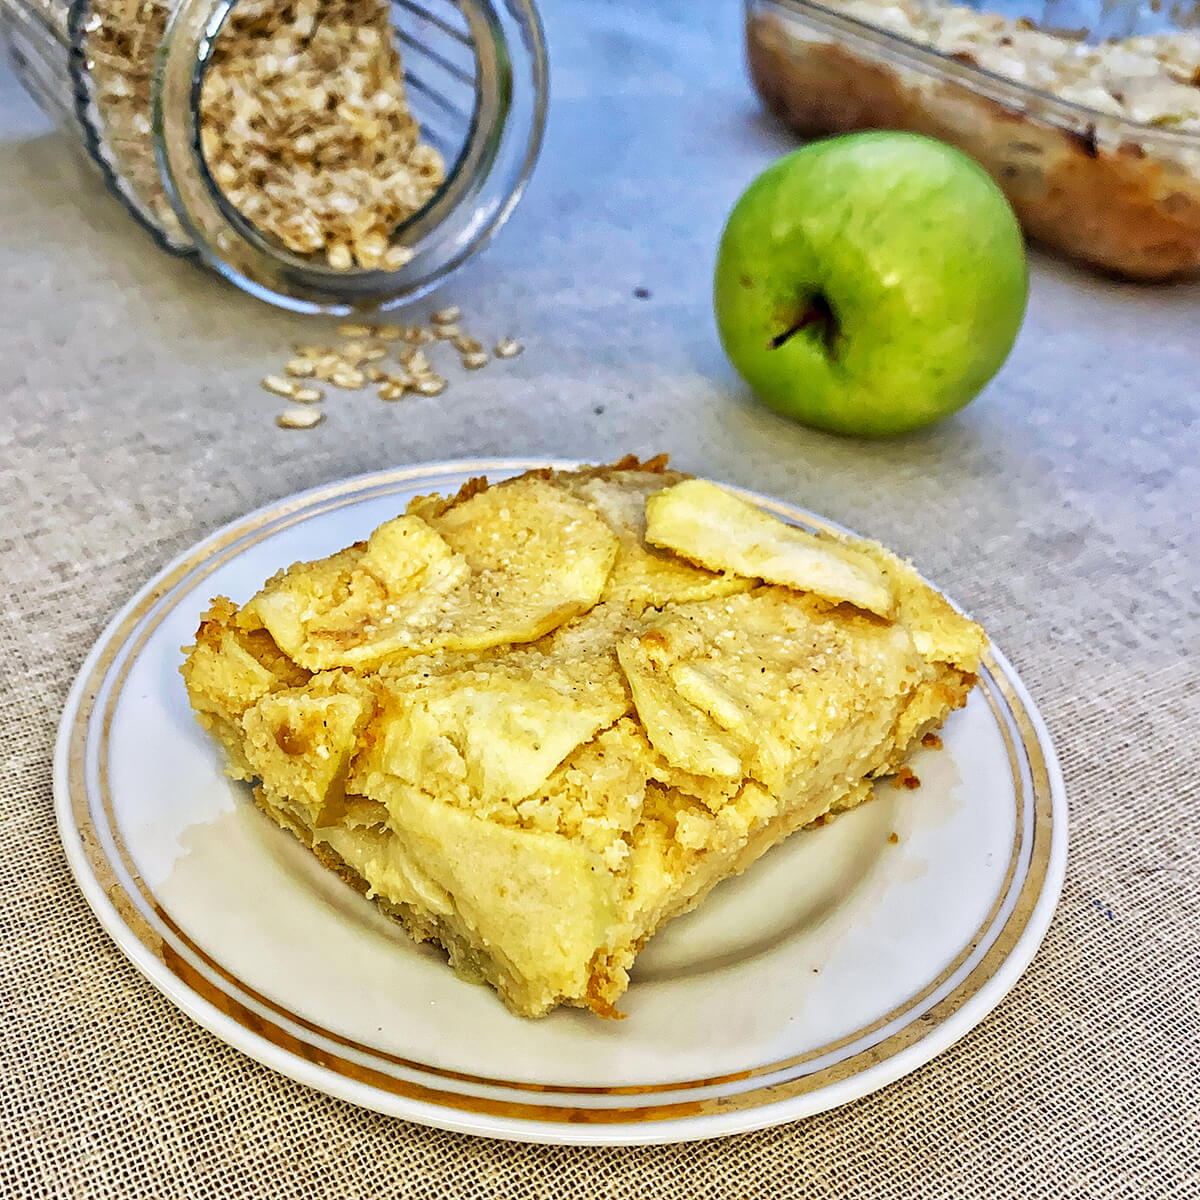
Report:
0,0,547,311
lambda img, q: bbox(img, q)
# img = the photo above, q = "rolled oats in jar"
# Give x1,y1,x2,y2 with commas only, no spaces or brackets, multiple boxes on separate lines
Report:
0,0,548,310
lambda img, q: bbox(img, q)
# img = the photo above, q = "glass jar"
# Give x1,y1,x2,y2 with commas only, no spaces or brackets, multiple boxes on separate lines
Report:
0,0,547,312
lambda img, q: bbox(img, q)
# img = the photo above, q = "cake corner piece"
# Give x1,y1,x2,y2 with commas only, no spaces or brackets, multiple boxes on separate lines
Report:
181,459,987,1019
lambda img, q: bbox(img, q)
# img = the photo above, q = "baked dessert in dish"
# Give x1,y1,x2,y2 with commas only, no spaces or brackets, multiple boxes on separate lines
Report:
746,0,1200,280
181,458,987,1018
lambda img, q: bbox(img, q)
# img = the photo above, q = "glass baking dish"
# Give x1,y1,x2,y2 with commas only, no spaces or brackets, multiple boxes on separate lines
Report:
745,0,1200,280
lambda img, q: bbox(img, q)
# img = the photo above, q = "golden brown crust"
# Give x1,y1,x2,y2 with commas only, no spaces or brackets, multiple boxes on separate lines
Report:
526,452,674,487
584,959,628,1020
406,474,491,522
189,597,311,689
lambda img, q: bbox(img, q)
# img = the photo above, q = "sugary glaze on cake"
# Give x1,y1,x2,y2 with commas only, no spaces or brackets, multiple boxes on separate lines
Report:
181,457,986,1017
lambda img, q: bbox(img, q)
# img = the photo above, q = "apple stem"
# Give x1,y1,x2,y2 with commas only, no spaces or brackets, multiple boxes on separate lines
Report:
770,293,839,355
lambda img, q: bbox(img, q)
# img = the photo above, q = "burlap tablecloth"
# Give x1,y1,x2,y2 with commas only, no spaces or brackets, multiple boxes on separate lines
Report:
2,2,1197,1195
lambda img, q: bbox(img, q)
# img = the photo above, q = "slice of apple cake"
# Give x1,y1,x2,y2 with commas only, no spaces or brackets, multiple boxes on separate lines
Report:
181,457,986,1018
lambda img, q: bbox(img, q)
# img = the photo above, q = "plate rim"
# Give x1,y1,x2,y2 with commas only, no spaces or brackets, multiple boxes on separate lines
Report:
54,458,1068,1145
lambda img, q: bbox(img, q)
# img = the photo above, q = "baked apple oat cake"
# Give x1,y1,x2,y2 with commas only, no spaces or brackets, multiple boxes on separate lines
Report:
747,0,1200,279
181,458,986,1018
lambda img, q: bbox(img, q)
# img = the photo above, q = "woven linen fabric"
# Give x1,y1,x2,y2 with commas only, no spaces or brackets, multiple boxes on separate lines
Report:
1,2,1198,1196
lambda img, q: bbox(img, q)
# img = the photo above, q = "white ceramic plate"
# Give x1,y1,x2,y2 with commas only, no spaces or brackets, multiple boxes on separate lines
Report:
55,460,1067,1145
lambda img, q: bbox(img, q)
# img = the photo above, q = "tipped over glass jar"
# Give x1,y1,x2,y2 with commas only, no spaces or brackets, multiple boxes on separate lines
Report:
0,0,547,311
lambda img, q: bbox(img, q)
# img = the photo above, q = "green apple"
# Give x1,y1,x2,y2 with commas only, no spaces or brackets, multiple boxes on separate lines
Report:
714,132,1027,436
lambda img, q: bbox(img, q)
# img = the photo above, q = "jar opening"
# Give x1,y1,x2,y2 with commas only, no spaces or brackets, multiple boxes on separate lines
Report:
154,0,546,312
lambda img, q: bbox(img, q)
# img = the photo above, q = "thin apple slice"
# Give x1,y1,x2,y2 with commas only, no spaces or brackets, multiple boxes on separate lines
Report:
373,663,627,808
422,476,620,651
562,472,753,609
242,516,473,671
242,479,619,672
644,479,893,617
616,641,746,780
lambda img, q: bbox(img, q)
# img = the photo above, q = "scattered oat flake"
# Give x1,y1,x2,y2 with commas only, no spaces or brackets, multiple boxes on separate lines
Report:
261,303,522,425
276,407,324,429
262,374,297,397
330,368,366,389
383,245,414,270
326,243,353,271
